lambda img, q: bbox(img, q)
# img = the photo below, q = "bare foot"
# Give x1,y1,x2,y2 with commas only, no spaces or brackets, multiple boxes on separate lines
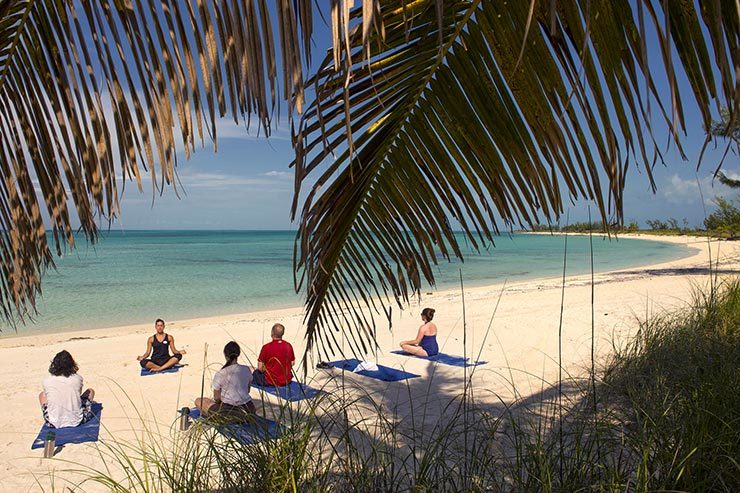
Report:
150,366,162,372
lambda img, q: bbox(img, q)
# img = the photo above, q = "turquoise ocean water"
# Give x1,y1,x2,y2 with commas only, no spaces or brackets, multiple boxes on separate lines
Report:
1,231,691,336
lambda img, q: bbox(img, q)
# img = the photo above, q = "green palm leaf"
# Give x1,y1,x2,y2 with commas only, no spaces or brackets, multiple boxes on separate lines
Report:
292,0,738,361
0,0,312,325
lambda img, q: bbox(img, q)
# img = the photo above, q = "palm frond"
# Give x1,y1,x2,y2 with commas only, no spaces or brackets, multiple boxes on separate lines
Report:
0,0,313,325
292,0,738,361
717,171,740,189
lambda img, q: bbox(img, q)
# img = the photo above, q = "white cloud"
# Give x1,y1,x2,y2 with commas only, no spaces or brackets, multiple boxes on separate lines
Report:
660,174,702,204
174,171,290,192
181,172,268,188
263,170,292,179
211,119,291,142
660,171,738,205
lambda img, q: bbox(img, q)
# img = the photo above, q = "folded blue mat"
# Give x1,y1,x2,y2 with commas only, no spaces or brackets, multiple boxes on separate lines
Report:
31,403,103,450
189,408,281,445
252,381,322,402
390,350,487,368
328,358,420,382
140,364,183,376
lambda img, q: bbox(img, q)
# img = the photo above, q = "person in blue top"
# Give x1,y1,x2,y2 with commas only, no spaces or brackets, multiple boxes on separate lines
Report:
137,319,187,372
399,307,439,357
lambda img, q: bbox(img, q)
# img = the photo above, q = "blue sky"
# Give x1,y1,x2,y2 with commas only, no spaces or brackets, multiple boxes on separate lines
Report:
111,105,738,231
108,7,738,231
114,125,298,230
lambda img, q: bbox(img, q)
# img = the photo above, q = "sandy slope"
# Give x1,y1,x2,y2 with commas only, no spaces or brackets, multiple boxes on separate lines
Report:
0,234,737,492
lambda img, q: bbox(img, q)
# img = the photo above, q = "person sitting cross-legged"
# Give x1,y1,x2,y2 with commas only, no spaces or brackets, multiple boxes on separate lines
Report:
399,307,439,357
39,350,96,428
252,323,295,387
195,341,256,419
137,318,186,372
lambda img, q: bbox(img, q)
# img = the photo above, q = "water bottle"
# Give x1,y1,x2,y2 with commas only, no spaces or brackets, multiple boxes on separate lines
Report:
43,431,56,458
179,407,190,431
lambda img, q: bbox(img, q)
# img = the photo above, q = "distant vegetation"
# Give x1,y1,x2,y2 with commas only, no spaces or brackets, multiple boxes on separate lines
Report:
704,108,740,239
703,197,740,239
528,219,692,235
528,203,739,239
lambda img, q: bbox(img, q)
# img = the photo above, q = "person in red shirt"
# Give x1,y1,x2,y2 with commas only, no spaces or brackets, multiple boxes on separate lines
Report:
252,323,295,387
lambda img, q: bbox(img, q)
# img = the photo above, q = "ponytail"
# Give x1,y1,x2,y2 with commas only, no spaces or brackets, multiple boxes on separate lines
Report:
222,341,241,369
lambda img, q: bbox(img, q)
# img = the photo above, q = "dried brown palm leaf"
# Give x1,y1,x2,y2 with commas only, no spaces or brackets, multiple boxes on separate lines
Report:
0,0,312,326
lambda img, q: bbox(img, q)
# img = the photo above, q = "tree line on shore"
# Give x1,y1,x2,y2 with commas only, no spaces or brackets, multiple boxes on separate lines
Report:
527,197,739,238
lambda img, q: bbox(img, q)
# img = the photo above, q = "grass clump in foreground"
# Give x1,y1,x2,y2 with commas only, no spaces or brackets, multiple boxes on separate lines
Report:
53,281,739,492
601,280,740,492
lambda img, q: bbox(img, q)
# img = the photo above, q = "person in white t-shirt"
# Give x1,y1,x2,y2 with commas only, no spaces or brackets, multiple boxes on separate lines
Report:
195,341,255,419
39,350,95,428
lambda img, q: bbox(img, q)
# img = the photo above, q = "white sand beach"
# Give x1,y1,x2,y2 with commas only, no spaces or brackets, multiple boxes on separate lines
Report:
0,234,738,492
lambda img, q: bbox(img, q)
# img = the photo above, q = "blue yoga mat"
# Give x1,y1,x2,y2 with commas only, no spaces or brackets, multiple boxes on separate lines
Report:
252,381,322,402
390,350,487,368
328,359,420,382
189,408,281,445
140,364,183,376
31,402,103,450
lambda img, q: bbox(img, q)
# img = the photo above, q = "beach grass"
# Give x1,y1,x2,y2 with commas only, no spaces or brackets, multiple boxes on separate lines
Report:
600,280,740,492
46,280,739,492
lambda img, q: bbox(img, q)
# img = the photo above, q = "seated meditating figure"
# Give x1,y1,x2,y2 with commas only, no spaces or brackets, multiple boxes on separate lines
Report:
39,350,96,428
252,323,295,387
137,318,186,372
195,341,256,418
399,307,439,357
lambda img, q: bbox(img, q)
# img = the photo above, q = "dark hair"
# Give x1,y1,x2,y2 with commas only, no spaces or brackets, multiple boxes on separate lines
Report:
49,350,79,377
222,341,241,369
155,318,165,325
421,307,435,321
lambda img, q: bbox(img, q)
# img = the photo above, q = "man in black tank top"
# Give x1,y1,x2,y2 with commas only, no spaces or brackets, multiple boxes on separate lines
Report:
137,319,187,372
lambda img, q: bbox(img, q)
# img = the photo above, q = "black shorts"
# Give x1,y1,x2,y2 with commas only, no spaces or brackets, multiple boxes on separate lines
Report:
252,369,269,387
252,369,289,387
206,401,256,420
139,352,182,368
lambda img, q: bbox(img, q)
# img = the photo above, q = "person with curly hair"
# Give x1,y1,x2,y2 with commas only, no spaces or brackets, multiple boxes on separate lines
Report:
39,350,95,428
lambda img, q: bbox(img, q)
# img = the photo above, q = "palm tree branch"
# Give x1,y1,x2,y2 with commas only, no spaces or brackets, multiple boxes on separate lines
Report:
292,0,738,360
0,0,314,327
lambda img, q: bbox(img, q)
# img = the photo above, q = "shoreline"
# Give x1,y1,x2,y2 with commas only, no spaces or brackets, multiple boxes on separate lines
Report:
0,233,707,348
0,233,738,491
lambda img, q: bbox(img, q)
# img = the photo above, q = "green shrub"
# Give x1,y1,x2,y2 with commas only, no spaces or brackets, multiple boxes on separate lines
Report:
704,197,740,238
